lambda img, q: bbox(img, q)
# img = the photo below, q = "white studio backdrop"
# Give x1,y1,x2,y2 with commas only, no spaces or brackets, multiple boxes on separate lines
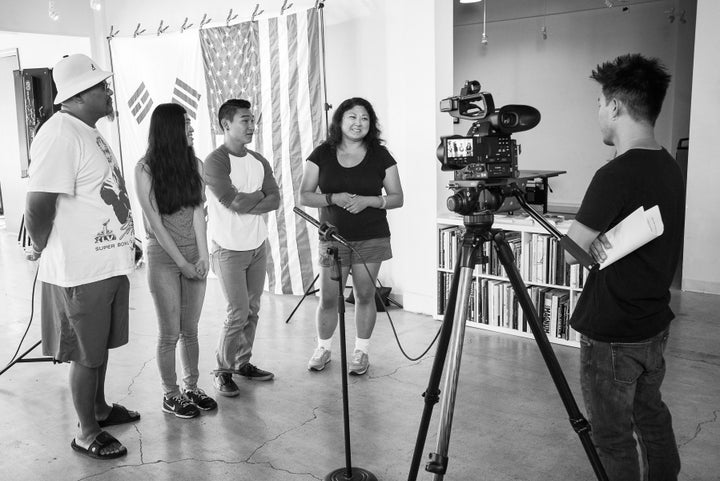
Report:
110,8,323,295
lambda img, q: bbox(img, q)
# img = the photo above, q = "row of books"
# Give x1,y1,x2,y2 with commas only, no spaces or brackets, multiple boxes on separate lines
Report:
437,226,522,276
438,226,589,288
527,233,587,287
436,272,580,341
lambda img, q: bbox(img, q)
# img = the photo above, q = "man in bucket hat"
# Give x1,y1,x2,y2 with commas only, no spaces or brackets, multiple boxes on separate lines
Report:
25,54,139,460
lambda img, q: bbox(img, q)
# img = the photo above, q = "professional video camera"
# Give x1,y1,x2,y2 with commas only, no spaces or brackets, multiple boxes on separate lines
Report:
437,80,541,216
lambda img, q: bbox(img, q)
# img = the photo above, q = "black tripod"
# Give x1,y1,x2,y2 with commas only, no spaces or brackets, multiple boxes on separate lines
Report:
293,207,378,481
408,201,608,480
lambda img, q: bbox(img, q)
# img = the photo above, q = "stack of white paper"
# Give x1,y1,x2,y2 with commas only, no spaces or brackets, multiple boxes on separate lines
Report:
599,205,664,270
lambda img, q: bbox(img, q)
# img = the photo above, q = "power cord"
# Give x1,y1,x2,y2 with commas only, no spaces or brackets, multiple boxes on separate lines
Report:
346,244,442,362
6,264,40,366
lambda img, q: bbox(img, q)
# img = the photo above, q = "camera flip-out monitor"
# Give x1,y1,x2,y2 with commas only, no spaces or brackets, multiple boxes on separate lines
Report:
439,134,517,180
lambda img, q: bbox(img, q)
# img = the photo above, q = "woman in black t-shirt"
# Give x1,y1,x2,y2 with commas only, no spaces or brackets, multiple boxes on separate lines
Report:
300,97,403,376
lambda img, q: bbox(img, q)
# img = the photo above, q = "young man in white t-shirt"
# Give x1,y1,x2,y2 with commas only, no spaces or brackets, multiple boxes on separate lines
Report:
25,54,138,460
204,99,280,397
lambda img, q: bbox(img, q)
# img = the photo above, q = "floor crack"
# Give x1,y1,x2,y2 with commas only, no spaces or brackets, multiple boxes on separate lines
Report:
678,409,719,447
367,355,434,383
75,457,322,481
133,423,144,464
120,356,154,401
244,406,322,463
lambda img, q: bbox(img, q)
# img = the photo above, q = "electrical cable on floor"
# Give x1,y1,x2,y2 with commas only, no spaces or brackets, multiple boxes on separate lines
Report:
6,264,40,366
348,245,441,362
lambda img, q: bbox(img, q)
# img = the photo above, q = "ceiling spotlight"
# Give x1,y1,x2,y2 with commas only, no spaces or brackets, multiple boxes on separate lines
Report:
90,0,102,11
48,0,60,21
459,0,483,3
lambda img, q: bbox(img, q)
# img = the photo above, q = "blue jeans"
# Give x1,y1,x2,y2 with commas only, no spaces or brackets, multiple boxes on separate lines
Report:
580,328,680,481
146,241,207,397
211,240,267,372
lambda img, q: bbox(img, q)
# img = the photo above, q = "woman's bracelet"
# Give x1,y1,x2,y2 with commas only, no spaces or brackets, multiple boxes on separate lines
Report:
325,193,334,206
378,195,387,209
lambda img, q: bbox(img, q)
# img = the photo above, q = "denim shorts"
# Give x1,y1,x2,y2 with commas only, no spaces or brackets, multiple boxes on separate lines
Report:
319,237,392,267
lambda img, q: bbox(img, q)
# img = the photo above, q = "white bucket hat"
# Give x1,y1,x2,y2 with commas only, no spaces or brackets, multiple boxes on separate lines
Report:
53,54,113,104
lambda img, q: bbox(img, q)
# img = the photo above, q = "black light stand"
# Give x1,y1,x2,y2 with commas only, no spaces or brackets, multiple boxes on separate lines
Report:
285,273,319,324
407,187,608,481
1,264,56,378
1,340,56,377
293,207,378,481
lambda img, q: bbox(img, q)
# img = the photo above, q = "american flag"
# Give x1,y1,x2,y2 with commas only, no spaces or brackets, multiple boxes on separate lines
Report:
200,8,323,295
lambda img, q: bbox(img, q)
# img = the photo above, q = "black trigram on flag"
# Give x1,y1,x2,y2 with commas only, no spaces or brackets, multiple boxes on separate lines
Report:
172,78,201,119
128,82,153,124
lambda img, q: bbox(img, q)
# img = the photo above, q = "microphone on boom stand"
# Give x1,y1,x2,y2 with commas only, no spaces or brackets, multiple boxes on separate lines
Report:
294,206,351,247
293,206,378,481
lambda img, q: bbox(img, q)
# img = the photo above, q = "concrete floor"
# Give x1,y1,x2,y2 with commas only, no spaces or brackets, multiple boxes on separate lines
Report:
1,225,718,481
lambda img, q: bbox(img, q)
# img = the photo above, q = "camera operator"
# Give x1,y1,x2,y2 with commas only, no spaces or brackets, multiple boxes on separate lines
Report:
565,54,684,481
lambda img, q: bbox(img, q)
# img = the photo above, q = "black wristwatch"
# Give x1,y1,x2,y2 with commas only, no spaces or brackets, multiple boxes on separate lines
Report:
325,193,334,206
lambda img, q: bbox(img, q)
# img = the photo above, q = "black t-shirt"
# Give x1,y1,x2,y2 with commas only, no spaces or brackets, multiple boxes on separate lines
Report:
570,148,685,342
307,142,396,241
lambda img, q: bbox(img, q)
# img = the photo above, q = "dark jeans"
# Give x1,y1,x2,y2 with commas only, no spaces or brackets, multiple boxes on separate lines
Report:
580,328,680,481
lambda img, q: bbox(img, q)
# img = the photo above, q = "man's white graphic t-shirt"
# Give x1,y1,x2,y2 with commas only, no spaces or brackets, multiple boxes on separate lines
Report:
28,112,135,287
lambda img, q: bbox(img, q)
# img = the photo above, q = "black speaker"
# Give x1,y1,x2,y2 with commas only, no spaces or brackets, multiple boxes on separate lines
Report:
13,67,59,178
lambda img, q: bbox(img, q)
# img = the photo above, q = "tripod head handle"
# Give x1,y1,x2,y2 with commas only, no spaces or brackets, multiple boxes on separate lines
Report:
293,206,351,247
509,185,597,270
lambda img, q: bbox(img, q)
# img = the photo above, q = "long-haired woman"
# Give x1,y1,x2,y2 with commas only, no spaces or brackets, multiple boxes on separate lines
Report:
135,103,216,418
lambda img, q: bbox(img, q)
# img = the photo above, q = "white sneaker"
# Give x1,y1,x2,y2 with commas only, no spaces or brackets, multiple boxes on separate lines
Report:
308,347,331,371
348,349,369,376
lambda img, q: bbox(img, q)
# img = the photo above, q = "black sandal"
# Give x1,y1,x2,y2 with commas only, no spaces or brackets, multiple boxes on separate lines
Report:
98,403,140,427
71,431,127,460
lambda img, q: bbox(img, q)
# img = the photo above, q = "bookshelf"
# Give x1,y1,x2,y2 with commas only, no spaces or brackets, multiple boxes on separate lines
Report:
436,214,588,348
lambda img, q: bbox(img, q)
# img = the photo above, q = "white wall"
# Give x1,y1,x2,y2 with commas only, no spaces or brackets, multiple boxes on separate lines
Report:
0,32,90,234
0,0,93,37
451,0,720,297
323,0,453,313
383,0,453,314
453,0,690,211
684,0,720,294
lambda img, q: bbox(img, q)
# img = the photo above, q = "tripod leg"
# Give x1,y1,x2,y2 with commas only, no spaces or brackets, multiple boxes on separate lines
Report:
408,235,481,481
427,266,475,479
492,232,609,481
285,273,320,324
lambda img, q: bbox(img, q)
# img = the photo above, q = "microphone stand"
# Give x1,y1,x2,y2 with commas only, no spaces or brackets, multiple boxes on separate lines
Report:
293,207,378,481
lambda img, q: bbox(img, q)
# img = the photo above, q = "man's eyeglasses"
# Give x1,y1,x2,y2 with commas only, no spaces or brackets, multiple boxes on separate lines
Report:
82,80,112,96
95,81,112,93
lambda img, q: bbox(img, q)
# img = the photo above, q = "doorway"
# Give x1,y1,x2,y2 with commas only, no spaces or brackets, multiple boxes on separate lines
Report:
0,48,23,232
